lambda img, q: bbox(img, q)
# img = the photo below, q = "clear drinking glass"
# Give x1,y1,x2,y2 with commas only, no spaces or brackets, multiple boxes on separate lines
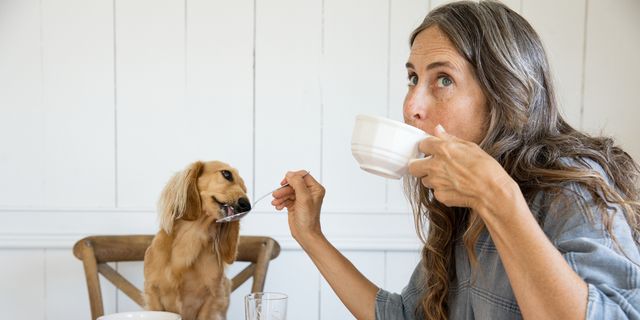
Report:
244,292,288,320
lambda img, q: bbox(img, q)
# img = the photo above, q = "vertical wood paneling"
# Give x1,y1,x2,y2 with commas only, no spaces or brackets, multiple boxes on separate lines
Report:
322,0,389,212
583,0,640,161
0,0,44,207
186,0,254,189
45,249,117,319
118,0,254,208
41,0,116,207
388,0,430,122
230,253,321,318
385,250,421,293
116,0,187,208
522,0,586,129
116,261,145,312
46,249,89,319
227,261,253,319
320,251,385,320
264,250,321,320
0,250,45,320
387,0,430,213
254,0,322,210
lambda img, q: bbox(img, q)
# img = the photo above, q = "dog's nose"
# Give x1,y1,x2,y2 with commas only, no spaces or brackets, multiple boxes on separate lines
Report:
237,197,251,212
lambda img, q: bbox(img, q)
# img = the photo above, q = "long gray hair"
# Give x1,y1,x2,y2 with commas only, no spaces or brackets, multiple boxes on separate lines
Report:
404,1,640,319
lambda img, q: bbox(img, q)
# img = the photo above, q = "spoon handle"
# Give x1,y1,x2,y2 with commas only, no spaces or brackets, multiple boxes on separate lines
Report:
252,171,310,207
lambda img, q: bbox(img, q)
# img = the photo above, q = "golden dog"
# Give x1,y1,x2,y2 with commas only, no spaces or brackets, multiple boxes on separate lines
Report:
144,161,249,320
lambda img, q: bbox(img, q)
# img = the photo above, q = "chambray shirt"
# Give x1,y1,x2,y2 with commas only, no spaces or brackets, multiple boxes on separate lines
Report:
376,162,640,320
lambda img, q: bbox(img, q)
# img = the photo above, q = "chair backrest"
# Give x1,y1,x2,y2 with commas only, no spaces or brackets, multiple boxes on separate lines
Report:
72,235,280,320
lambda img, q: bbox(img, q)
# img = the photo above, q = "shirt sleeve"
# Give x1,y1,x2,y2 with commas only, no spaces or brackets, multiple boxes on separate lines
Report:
540,182,640,320
375,263,425,320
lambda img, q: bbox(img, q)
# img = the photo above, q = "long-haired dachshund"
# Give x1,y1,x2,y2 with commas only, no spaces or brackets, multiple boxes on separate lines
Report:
144,161,250,320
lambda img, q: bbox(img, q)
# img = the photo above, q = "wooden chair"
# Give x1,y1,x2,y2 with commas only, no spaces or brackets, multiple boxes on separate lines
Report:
73,235,280,320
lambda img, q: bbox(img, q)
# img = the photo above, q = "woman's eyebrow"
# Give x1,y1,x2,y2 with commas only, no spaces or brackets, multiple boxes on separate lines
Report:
405,61,459,72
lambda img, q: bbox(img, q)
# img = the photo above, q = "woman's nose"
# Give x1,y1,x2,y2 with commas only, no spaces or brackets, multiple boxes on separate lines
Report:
403,89,427,121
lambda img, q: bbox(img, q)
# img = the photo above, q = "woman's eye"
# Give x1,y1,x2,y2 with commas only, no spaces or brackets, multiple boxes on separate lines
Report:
221,170,233,182
436,76,453,88
407,74,418,87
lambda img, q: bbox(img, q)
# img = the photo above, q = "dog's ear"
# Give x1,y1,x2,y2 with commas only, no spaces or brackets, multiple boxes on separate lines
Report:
158,161,204,234
214,221,240,264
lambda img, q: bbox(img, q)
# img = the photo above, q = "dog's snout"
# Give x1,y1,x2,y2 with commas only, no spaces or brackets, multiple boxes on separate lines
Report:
237,197,251,212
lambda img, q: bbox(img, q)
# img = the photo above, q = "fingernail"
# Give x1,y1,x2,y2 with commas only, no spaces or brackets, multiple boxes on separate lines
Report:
408,158,419,165
436,124,445,133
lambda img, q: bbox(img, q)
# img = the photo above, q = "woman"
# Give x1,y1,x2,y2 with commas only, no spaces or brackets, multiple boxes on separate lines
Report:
272,1,640,319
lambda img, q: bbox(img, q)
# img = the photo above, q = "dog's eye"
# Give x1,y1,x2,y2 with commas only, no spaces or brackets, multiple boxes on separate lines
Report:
220,170,233,182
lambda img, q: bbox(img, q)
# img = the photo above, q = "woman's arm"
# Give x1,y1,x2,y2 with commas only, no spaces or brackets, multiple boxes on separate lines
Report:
477,179,588,320
409,125,587,320
296,232,379,320
272,171,379,320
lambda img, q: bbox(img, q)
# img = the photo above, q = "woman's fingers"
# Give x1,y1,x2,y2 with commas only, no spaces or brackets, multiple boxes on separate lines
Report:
421,176,432,189
408,156,436,178
417,125,458,155
271,194,295,206
419,137,449,158
285,171,312,200
272,186,294,199
273,170,308,198
408,158,424,177
272,170,317,206
275,199,292,211
271,170,323,212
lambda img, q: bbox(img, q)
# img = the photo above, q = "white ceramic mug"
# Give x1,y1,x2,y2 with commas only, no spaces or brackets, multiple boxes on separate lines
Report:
351,114,429,179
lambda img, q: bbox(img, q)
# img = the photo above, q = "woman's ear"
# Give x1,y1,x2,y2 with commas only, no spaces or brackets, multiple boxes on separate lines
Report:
216,221,240,264
158,161,204,234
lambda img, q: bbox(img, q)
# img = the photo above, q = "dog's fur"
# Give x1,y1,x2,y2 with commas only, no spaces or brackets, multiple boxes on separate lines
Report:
144,161,248,320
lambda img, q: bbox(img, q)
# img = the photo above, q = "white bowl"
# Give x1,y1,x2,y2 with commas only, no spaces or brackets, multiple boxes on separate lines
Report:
97,311,181,320
351,114,428,179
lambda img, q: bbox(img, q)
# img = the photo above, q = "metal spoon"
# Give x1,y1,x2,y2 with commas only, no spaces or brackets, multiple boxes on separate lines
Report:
216,171,310,223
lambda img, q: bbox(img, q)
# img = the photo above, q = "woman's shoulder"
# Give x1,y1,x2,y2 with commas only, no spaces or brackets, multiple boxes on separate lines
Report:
530,157,638,251
533,156,613,208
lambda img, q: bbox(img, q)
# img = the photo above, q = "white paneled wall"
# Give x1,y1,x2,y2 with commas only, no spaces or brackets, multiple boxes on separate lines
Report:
41,0,116,208
185,0,255,195
116,0,188,208
254,0,322,210
582,0,640,159
0,0,44,207
0,250,46,319
322,0,389,213
522,0,586,129
1,0,639,319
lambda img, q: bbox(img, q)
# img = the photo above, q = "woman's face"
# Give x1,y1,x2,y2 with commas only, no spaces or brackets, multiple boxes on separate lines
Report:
404,26,488,143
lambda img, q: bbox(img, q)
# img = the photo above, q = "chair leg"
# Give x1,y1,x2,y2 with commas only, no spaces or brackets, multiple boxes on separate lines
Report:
251,240,275,292
80,240,104,320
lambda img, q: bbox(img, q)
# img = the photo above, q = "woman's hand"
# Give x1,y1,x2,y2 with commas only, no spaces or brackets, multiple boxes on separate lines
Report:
272,171,326,243
408,124,516,214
